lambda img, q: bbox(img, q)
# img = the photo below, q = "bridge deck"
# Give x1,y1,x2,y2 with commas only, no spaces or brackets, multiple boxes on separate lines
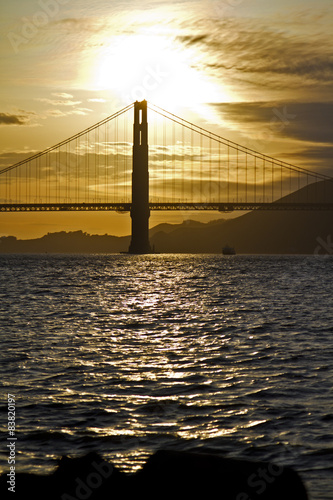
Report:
1,202,333,212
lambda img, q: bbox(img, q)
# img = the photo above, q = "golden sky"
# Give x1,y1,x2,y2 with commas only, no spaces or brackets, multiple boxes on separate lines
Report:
1,0,332,238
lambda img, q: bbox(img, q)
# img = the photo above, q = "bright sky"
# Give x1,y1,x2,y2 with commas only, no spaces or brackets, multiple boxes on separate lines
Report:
0,0,332,238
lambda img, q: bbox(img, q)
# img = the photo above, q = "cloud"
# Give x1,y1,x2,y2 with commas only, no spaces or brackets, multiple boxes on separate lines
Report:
46,109,67,117
34,92,93,118
211,100,333,176
213,101,333,144
51,17,104,32
177,35,208,46
87,98,107,103
71,108,93,115
36,98,82,106
177,14,333,94
52,92,74,99
0,149,39,169
0,112,31,126
45,107,93,118
280,145,333,174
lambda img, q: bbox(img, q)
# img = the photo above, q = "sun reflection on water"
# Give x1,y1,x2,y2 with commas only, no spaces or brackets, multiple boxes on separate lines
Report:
2,254,332,500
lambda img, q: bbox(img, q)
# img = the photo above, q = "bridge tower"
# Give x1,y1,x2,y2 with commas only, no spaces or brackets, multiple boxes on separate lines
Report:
128,100,152,254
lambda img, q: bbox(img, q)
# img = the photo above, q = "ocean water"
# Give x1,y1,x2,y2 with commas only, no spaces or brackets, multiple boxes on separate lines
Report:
0,254,332,499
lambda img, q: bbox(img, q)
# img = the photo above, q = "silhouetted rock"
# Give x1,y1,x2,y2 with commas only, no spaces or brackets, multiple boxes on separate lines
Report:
0,452,125,500
0,449,308,499
136,450,308,499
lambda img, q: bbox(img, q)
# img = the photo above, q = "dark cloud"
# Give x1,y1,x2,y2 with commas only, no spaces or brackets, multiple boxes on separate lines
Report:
280,146,333,175
213,102,333,144
177,35,208,46
297,146,333,161
207,57,333,83
211,101,333,176
52,18,101,30
0,113,28,125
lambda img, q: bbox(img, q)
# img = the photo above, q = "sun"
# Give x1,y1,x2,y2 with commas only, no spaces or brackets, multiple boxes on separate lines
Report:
90,32,231,115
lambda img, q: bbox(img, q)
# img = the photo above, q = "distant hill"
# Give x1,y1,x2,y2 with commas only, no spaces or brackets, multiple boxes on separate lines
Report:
149,219,217,236
150,180,333,254
1,181,332,255
276,178,333,205
0,231,130,254
150,210,332,254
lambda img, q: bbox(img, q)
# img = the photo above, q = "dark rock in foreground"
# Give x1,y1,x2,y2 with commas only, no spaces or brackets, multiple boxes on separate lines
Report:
0,449,308,499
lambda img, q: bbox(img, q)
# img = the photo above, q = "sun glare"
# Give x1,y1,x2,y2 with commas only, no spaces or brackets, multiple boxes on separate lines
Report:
91,32,231,115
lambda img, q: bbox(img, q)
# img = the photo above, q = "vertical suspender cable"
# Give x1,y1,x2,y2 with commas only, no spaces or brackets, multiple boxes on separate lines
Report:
76,136,78,203
172,118,175,202
15,163,18,203
280,161,283,201
263,157,265,203
94,125,97,202
163,116,166,202
200,130,203,203
105,120,108,203
236,148,239,203
218,139,221,203
87,131,90,203
124,111,128,202
182,118,185,202
191,125,194,204
227,144,230,204
115,113,118,202
245,152,248,203
209,134,212,202
254,156,256,203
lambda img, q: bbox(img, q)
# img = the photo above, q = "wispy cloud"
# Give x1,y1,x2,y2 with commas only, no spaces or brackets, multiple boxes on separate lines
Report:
35,98,82,106
280,145,333,174
34,91,93,118
71,107,93,115
178,13,333,95
52,92,74,99
87,98,107,103
46,109,67,118
45,107,93,118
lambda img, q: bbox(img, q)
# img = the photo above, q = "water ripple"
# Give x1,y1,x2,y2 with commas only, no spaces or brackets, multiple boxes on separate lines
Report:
0,254,332,499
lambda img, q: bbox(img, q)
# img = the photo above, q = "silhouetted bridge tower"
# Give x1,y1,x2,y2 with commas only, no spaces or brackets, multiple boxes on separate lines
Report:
1,100,333,253
129,100,151,253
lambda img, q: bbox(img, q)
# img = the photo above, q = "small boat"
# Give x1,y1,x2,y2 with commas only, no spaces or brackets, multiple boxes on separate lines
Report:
222,244,236,255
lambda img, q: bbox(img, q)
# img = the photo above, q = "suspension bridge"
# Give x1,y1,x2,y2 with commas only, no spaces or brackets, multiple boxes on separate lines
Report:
1,100,332,253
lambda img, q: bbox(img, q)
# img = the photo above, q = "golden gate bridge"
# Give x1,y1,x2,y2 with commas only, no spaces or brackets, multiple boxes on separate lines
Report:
1,100,332,253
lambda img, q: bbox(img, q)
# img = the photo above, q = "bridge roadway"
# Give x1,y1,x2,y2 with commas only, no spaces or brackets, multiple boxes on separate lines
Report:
1,202,333,212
